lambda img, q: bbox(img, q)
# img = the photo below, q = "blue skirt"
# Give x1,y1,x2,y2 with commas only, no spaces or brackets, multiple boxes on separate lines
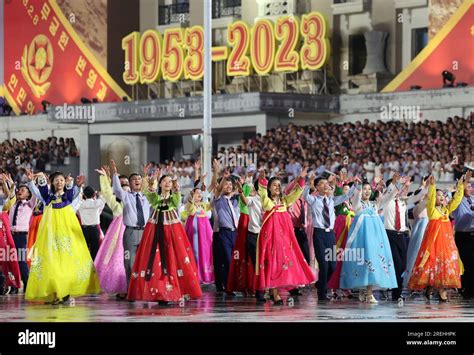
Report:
403,217,429,288
340,209,398,290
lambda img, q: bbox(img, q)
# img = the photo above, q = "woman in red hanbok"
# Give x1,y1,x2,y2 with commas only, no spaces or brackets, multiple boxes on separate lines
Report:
255,168,316,305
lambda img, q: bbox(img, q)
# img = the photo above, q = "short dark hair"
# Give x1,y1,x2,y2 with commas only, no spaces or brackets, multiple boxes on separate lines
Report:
129,173,141,181
83,186,95,199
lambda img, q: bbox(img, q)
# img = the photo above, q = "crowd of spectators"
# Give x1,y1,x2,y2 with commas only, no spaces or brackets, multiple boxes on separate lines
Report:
0,116,471,188
219,115,473,183
0,137,79,184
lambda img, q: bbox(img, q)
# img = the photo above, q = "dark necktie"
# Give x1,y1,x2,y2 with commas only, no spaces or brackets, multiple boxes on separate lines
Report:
395,199,401,231
12,201,22,227
322,197,330,228
300,199,306,227
136,193,145,227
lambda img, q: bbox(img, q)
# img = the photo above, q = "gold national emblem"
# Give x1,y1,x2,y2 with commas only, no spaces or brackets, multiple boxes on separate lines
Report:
21,34,53,98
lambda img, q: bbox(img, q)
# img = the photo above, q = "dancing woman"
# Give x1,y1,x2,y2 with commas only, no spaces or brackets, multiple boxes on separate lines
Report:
340,179,398,304
255,168,316,305
185,186,214,284
408,174,467,302
93,167,128,297
128,171,201,304
25,172,100,304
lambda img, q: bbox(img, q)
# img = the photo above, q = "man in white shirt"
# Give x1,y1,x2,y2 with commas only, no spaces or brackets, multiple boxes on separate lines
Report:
380,173,411,302
77,186,105,260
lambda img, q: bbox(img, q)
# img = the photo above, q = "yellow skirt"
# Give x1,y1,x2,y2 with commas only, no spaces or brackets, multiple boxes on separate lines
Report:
25,204,101,302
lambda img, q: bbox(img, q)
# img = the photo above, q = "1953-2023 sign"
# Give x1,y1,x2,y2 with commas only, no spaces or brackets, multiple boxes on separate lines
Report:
122,12,331,84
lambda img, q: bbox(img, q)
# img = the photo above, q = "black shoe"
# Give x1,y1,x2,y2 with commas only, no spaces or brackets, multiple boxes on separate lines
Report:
424,287,432,301
116,293,127,300
51,299,61,306
318,296,332,302
10,288,18,295
158,301,169,306
289,289,303,297
225,291,236,297
273,299,284,305
62,295,70,303
256,297,266,304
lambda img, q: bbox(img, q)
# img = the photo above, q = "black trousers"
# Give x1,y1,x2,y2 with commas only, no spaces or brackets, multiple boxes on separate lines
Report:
246,231,258,267
313,228,336,299
455,231,474,296
12,232,29,291
294,227,310,264
213,229,237,292
82,225,100,261
386,230,408,300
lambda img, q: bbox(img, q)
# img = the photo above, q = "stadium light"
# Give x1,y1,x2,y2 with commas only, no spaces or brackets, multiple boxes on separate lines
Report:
41,100,52,113
442,70,455,87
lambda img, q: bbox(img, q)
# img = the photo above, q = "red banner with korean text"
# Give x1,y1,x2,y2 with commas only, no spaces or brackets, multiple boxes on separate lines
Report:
3,0,129,115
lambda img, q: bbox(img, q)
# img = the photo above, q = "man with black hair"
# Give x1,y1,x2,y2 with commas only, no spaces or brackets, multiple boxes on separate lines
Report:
380,173,412,302
77,186,105,260
111,161,150,289
304,174,356,302
212,176,240,294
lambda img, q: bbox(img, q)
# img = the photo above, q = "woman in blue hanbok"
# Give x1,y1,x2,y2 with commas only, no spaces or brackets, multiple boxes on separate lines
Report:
340,182,398,303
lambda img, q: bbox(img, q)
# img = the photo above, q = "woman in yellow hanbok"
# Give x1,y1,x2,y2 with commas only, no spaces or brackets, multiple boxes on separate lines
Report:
408,174,466,302
25,172,100,304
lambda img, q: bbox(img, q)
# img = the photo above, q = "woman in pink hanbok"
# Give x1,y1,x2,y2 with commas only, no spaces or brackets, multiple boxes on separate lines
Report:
93,168,127,297
185,188,214,284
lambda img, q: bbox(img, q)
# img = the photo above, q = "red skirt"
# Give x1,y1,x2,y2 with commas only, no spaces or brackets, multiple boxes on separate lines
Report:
128,220,202,302
255,208,316,290
0,213,22,288
408,219,461,290
226,213,255,293
27,214,42,268
327,214,353,289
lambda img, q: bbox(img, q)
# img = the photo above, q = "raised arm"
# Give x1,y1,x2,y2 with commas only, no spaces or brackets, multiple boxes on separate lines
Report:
447,177,466,214
283,177,304,207
303,173,317,206
426,176,437,218
333,184,357,207
351,185,362,212
99,173,121,212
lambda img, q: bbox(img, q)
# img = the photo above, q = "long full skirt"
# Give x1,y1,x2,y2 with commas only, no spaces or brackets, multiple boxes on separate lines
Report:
328,214,353,289
340,210,398,290
403,217,428,288
128,220,202,302
255,209,316,291
0,213,22,288
25,205,101,302
94,216,127,294
226,213,254,293
26,214,42,267
408,219,461,290
185,215,215,284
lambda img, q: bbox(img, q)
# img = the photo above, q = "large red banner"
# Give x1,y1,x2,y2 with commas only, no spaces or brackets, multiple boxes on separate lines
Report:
3,0,128,115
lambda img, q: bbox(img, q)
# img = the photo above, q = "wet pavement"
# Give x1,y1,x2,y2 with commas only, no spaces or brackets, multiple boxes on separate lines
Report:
0,287,473,322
